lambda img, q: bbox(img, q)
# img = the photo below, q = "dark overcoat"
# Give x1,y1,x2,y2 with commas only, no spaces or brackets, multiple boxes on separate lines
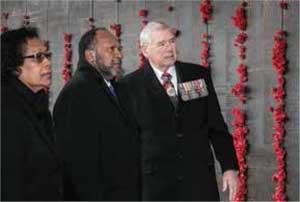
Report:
53,62,140,201
1,76,63,201
119,61,238,201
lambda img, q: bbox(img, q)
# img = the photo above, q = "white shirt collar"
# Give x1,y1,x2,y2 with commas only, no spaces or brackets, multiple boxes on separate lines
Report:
103,78,112,88
150,62,178,93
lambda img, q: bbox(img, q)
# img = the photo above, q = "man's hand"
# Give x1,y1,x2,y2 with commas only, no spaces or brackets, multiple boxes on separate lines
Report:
222,169,238,201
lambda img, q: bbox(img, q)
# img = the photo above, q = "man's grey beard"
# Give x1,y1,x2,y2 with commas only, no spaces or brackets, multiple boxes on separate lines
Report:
93,63,117,80
92,53,117,80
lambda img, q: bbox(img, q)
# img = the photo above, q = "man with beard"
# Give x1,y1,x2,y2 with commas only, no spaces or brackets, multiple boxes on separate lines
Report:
53,28,140,201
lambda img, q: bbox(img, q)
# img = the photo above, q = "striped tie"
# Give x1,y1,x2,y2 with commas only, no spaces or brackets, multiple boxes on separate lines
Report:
161,71,178,107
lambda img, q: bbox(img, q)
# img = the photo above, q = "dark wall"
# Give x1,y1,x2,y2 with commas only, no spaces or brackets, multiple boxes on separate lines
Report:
1,1,299,201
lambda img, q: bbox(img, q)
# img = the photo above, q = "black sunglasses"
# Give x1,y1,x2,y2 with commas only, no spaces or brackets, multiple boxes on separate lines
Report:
22,51,52,63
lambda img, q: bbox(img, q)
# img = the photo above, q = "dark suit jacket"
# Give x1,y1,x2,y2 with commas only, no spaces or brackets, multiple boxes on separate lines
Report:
53,61,140,201
1,76,63,201
119,61,238,201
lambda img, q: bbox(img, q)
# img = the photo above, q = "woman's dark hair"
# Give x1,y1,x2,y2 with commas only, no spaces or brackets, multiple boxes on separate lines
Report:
1,26,39,76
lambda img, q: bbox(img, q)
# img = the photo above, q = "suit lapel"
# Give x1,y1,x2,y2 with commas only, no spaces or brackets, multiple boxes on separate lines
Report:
77,65,129,122
100,80,121,109
143,61,175,114
98,78,130,122
174,62,184,113
174,61,206,114
9,78,60,159
20,100,59,159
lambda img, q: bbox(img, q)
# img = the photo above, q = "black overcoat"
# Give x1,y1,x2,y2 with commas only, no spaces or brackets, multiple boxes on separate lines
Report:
119,61,238,201
1,76,63,200
53,62,140,201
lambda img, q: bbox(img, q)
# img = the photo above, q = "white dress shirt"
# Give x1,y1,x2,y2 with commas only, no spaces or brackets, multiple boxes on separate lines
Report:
103,78,113,89
150,63,178,94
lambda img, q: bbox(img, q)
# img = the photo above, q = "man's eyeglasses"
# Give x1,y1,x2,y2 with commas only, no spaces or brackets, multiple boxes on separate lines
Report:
22,52,52,63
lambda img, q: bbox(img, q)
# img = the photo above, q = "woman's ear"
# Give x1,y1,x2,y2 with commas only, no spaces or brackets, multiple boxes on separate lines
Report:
14,66,22,77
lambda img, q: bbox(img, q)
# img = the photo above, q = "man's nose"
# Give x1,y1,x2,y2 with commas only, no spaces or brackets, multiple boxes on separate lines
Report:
115,49,123,59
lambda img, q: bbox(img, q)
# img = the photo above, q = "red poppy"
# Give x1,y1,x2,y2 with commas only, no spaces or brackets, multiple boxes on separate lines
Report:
231,3,247,30
62,32,73,84
138,9,148,17
199,0,213,24
166,5,174,12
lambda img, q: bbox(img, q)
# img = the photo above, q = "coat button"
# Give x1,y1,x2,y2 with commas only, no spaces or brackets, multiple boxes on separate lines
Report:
177,176,183,182
176,152,183,159
59,186,63,197
174,112,180,120
176,133,183,138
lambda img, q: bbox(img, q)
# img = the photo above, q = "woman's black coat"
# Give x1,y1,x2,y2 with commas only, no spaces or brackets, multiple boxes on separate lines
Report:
1,76,63,200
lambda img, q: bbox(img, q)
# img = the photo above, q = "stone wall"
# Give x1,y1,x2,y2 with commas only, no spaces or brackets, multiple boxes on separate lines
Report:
1,1,299,200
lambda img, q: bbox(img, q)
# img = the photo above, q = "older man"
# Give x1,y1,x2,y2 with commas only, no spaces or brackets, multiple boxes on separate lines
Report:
119,21,238,201
53,28,140,200
1,27,63,200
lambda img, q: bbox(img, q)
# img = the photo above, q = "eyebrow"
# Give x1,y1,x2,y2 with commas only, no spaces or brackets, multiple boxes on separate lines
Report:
155,37,176,43
25,49,48,54
106,44,122,48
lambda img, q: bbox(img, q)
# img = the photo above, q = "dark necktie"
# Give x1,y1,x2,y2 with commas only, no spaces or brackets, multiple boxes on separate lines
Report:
161,71,178,108
108,84,117,97
107,82,121,107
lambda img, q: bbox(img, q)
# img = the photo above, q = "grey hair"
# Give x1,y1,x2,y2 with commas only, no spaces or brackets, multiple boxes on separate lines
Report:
139,21,172,47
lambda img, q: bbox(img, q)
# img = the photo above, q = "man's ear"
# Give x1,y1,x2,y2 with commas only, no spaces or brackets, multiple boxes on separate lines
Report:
85,50,95,64
140,45,149,58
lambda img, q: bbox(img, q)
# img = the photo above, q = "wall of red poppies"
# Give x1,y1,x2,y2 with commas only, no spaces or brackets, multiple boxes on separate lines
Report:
1,1,299,201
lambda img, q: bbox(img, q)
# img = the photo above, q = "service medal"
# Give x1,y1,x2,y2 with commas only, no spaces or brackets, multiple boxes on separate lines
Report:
167,87,176,97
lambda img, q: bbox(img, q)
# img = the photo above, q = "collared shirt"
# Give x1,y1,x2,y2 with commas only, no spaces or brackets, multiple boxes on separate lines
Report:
103,78,117,98
150,62,178,93
103,78,113,89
